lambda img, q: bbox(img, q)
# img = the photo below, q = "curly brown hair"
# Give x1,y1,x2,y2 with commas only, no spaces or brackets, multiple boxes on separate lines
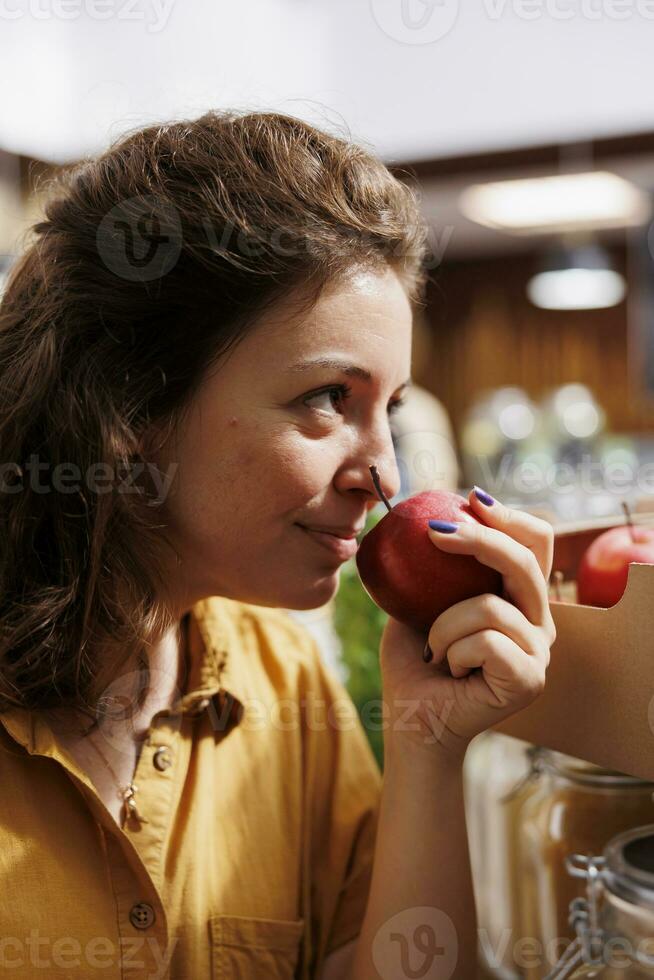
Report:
0,109,430,732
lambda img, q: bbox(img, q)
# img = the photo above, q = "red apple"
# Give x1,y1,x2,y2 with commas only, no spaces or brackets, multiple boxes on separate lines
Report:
577,524,654,608
355,488,503,633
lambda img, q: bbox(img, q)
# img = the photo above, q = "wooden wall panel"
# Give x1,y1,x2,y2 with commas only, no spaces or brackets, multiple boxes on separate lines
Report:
418,248,654,435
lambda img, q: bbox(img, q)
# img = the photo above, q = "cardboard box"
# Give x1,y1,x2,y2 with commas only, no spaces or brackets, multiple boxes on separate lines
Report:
495,512,654,782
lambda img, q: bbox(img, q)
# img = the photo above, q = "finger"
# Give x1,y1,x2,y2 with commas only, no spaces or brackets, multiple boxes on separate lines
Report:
445,630,548,708
427,520,550,627
426,593,552,671
467,487,555,580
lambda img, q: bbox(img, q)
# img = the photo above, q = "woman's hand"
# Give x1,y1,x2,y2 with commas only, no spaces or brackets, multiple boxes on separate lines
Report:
378,488,556,764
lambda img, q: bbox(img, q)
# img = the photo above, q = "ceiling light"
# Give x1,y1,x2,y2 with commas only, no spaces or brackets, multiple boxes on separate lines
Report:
459,171,650,234
527,243,626,311
498,403,536,441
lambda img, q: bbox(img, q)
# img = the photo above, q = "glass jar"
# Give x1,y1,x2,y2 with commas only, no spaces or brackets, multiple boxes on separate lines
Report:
463,732,544,979
517,753,654,979
552,824,654,978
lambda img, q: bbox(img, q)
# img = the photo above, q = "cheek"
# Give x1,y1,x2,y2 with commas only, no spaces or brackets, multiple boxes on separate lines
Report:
266,433,340,497
170,424,341,533
225,428,341,517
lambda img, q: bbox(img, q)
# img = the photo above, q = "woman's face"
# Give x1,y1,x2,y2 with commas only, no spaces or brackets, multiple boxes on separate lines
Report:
153,266,413,613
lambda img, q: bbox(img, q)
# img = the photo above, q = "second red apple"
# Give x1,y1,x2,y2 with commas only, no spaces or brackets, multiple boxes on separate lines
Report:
577,524,654,608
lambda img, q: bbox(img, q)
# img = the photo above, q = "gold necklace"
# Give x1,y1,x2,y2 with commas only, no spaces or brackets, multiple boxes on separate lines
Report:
85,647,151,828
85,729,149,828
85,617,191,829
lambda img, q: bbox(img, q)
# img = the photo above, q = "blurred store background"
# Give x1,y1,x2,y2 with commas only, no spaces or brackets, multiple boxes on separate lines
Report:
2,1,654,769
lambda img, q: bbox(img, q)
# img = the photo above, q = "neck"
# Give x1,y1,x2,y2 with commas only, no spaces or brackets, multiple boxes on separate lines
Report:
45,616,190,742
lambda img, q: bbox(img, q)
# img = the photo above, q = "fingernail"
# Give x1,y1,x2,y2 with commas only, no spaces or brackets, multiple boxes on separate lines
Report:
428,520,458,533
423,641,433,663
473,486,495,506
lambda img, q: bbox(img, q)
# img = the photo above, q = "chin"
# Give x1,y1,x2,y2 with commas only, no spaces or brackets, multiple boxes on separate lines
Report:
220,569,340,611
278,570,341,611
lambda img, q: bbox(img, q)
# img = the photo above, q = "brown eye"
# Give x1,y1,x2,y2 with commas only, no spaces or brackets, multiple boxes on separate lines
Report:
302,384,352,415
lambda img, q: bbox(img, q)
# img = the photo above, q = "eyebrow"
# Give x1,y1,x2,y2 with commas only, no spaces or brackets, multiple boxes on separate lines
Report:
288,357,413,391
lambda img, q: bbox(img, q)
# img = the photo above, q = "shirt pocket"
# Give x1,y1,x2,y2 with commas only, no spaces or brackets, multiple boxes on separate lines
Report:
209,913,305,980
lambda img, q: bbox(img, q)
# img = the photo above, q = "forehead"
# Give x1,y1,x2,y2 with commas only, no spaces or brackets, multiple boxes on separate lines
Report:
204,268,414,401
253,267,413,358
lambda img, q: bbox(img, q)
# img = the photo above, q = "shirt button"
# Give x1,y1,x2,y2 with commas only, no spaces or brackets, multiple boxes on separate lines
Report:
153,746,172,771
188,697,211,716
130,903,156,930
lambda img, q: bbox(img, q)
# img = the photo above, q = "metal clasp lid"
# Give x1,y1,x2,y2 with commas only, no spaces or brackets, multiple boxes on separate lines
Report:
543,855,606,980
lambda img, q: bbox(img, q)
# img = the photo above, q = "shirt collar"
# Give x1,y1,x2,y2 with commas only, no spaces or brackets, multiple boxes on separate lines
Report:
173,596,247,732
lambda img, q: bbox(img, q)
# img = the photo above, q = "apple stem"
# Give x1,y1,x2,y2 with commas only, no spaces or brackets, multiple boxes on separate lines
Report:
621,500,637,544
369,465,393,513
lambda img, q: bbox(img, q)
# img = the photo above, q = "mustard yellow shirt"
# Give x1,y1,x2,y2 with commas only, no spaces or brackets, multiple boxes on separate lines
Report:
0,596,382,979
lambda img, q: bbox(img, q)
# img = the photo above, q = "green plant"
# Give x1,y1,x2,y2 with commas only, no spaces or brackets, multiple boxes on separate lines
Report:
332,508,388,770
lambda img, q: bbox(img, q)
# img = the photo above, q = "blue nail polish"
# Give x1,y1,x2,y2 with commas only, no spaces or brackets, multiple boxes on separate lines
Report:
473,486,495,507
428,520,458,533
423,641,433,663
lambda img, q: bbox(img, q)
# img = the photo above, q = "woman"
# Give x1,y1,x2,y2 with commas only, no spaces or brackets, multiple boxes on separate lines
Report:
0,111,555,979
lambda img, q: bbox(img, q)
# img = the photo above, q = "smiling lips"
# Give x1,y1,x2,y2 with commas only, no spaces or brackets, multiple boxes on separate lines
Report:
296,524,361,561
